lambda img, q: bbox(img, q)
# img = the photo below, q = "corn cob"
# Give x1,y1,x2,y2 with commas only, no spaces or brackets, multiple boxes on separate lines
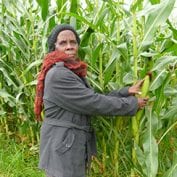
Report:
132,73,151,166
141,73,151,97
137,73,151,121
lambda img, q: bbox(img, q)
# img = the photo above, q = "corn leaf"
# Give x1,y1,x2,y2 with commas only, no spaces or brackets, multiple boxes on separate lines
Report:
149,0,160,4
161,106,177,120
70,0,78,13
152,56,177,71
149,69,168,91
0,68,18,88
0,89,16,107
164,87,177,96
140,0,176,50
142,107,158,177
117,43,128,61
36,0,49,21
162,152,177,177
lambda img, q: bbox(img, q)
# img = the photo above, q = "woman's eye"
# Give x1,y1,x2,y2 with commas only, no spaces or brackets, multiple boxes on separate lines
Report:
71,40,77,44
59,41,66,45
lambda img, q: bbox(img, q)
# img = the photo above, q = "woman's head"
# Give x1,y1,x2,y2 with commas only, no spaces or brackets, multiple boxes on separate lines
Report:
47,24,80,58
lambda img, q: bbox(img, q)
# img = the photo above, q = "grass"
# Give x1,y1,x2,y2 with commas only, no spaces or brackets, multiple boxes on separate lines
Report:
0,133,45,177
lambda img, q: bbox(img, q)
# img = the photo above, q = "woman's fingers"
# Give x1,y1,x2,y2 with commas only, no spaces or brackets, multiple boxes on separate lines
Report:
136,79,144,87
137,98,148,109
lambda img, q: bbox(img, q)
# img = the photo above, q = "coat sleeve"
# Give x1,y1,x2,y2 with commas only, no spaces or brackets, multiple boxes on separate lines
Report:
44,67,138,116
107,87,130,97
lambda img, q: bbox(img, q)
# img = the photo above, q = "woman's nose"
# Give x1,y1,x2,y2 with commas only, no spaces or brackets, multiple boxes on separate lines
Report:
65,42,73,49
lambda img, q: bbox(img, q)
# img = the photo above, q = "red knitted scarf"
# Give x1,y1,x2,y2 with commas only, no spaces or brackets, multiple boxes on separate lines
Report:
34,50,87,121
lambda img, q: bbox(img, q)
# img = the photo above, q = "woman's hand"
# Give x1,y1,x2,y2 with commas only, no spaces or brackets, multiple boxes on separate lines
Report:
137,98,148,109
129,80,149,109
128,80,144,95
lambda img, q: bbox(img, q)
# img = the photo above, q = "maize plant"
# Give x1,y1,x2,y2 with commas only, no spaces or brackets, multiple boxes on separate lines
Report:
1,0,177,176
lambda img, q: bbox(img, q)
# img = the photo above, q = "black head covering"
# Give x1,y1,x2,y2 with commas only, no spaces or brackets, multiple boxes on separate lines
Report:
47,24,80,52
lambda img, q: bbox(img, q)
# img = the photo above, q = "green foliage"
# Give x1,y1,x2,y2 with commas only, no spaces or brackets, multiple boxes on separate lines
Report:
139,0,176,50
0,134,44,177
162,152,177,177
36,0,49,20
1,0,177,176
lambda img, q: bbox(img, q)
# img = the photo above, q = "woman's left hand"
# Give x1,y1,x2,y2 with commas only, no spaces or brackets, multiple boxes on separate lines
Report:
128,80,144,95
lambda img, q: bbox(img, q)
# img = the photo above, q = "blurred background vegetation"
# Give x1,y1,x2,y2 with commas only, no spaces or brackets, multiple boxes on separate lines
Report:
1,0,177,176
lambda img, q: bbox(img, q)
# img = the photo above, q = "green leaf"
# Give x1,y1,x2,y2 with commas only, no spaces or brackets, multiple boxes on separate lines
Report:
158,120,177,144
70,0,78,13
149,0,160,4
23,60,42,76
164,87,177,96
104,48,120,84
131,0,143,12
140,0,176,50
64,12,97,30
167,20,177,40
2,30,29,59
162,151,177,177
0,68,18,89
140,52,158,57
0,110,6,116
104,48,120,72
92,43,103,67
56,0,65,12
94,6,109,27
25,80,37,87
88,77,103,92
161,106,177,120
0,89,16,107
152,56,177,71
117,43,128,61
123,73,134,85
150,69,168,91
80,27,94,47
135,143,146,176
36,0,49,21
142,107,158,177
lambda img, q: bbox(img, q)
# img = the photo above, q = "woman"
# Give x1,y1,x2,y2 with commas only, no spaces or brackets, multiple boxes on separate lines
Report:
34,24,148,177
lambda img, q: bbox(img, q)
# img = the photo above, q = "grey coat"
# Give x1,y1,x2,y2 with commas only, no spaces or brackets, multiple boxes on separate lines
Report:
38,62,138,177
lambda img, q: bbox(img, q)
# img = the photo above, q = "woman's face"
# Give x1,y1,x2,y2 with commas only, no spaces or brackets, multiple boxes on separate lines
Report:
55,30,79,59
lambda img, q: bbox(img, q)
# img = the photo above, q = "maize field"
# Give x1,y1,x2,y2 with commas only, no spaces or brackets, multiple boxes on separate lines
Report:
1,0,177,176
